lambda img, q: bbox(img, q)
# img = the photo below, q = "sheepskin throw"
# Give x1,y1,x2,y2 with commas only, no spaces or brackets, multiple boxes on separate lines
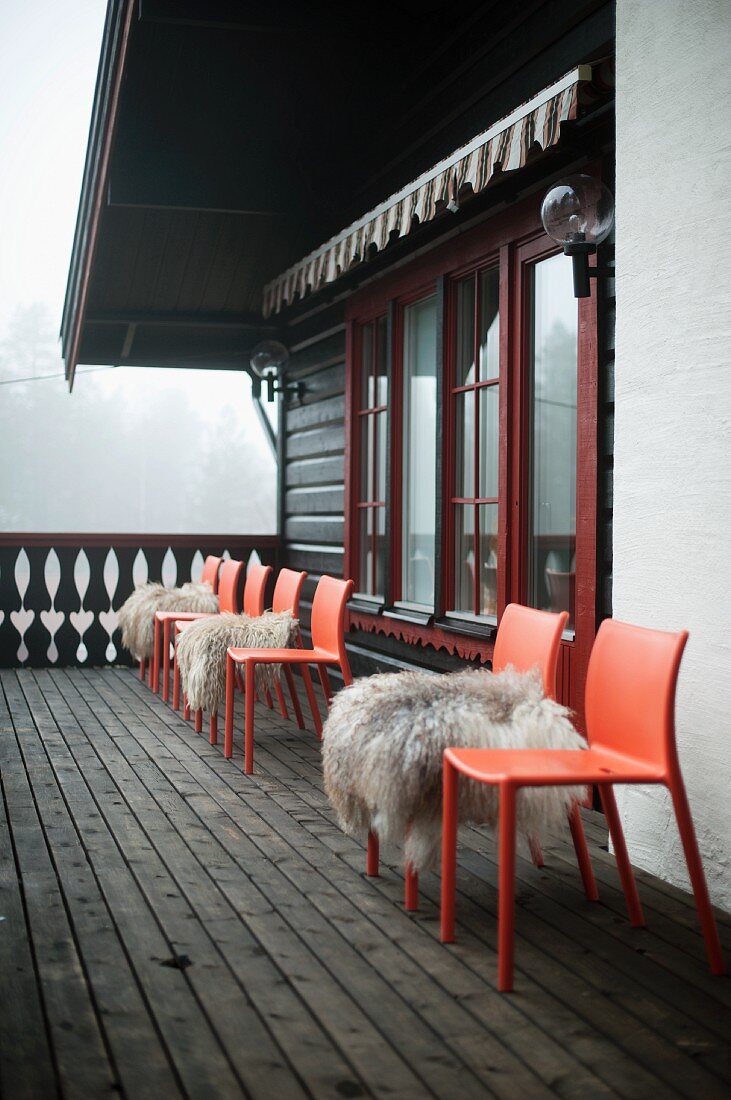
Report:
118,581,219,661
175,610,298,712
322,667,587,873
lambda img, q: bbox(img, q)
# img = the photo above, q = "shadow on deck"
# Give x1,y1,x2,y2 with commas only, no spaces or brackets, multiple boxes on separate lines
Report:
1,667,729,1099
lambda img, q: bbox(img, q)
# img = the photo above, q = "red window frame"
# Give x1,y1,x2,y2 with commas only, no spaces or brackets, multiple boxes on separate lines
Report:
352,316,388,599
344,188,598,720
442,261,502,620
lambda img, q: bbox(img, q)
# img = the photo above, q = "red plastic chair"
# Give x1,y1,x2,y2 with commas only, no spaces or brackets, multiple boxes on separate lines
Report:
210,567,314,731
174,561,271,739
153,556,247,702
368,604,578,913
440,619,726,991
225,574,354,773
141,553,221,685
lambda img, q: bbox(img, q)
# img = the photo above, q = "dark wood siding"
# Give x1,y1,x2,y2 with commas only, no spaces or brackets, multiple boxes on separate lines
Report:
280,309,347,638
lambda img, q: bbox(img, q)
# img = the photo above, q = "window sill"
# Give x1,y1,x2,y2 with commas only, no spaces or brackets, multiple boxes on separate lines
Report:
348,595,386,616
383,604,434,627
436,613,497,641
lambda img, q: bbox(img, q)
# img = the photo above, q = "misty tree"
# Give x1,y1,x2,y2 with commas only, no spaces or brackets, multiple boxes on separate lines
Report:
0,303,276,533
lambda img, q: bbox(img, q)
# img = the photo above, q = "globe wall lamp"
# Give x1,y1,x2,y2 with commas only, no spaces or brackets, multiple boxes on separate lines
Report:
541,175,615,297
249,339,305,402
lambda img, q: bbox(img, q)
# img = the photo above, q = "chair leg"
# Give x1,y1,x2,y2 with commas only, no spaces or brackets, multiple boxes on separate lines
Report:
148,646,155,688
162,619,171,703
284,666,305,730
274,679,289,720
497,784,518,992
244,662,255,774
224,654,235,758
172,643,181,711
528,836,545,868
195,709,202,734
318,665,333,706
366,830,379,877
139,657,146,681
263,686,274,710
404,864,419,911
568,802,599,901
152,619,161,694
209,711,217,745
184,693,190,722
301,664,323,738
668,777,726,975
599,785,644,927
440,758,459,943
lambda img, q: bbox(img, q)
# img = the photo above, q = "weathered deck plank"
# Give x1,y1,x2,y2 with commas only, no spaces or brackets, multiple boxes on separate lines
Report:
1,667,729,1100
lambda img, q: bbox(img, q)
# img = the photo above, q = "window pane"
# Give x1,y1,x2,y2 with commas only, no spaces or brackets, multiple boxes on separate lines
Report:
478,504,498,615
359,507,373,593
376,410,387,503
479,267,500,380
528,253,577,628
375,316,388,406
360,414,375,500
375,505,386,597
453,504,475,613
455,277,476,386
454,391,475,498
402,295,437,607
478,384,499,498
361,323,374,408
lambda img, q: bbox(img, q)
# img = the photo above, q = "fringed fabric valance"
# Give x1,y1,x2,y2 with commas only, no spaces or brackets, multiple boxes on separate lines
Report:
263,64,596,317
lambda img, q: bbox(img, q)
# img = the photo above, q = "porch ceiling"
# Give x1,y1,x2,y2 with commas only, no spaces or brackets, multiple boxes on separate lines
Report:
62,0,488,384
62,0,614,386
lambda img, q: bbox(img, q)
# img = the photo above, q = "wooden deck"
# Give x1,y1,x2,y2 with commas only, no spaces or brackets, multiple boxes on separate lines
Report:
1,668,729,1100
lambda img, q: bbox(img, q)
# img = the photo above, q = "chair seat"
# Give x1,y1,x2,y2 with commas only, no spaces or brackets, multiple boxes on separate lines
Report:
156,609,216,623
174,615,214,633
227,645,334,664
445,746,666,786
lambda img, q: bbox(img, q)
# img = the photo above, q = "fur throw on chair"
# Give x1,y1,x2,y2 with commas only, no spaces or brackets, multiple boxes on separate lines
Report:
118,581,219,661
322,666,587,873
175,610,298,712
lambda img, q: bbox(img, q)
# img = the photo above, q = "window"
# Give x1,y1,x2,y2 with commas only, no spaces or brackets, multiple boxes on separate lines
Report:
355,316,388,598
346,190,597,698
528,253,578,628
449,267,500,618
401,295,438,608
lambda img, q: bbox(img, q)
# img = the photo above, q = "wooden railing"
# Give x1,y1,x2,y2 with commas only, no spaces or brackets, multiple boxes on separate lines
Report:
0,534,281,668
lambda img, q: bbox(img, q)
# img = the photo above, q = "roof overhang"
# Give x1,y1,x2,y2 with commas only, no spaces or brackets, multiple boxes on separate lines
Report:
263,62,612,316
62,1,614,387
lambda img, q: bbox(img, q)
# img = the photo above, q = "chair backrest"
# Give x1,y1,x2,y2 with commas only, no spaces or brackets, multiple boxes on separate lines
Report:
243,562,273,616
310,575,355,658
217,559,245,613
272,569,307,616
585,618,688,769
492,603,569,700
200,555,223,593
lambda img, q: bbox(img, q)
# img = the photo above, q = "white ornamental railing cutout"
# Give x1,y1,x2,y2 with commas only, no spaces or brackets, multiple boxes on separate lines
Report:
99,548,120,662
10,549,34,663
39,548,64,663
69,550,94,662
132,548,148,588
190,549,204,583
161,547,177,588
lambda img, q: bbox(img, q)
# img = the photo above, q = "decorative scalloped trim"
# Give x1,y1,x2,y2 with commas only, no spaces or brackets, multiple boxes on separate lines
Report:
347,611,494,664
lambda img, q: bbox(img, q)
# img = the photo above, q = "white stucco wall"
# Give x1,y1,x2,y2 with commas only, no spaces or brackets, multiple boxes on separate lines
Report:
613,0,731,910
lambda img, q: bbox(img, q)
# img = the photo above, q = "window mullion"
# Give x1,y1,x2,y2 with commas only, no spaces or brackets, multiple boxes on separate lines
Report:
473,272,481,616
433,276,446,618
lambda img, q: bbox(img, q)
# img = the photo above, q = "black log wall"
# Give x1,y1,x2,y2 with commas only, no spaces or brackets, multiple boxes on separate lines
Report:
279,306,347,642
